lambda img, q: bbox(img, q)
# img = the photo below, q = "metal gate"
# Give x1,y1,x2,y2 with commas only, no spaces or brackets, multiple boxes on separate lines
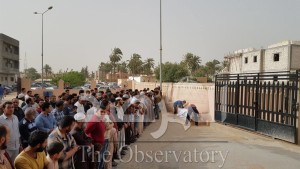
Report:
215,71,299,143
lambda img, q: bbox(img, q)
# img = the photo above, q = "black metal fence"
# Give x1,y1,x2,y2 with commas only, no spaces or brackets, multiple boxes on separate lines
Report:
215,71,299,143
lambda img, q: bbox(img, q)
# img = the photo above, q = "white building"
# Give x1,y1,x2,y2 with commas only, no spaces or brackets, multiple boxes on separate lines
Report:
223,41,300,74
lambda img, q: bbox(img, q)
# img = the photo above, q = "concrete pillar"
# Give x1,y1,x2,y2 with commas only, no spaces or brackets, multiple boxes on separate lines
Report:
91,80,96,89
58,80,64,90
21,78,31,92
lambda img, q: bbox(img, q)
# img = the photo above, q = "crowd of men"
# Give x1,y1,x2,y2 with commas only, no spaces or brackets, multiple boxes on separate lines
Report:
0,86,162,169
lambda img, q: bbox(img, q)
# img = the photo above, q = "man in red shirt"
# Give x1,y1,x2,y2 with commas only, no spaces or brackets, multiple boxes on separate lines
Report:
85,105,106,169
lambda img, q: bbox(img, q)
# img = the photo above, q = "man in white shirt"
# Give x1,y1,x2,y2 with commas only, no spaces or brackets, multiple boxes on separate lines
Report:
74,96,86,114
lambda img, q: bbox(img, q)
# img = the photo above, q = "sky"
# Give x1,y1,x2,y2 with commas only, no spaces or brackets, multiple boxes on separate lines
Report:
1,0,300,73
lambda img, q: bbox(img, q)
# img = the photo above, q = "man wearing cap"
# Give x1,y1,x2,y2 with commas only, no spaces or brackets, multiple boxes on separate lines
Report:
85,102,106,169
71,113,92,169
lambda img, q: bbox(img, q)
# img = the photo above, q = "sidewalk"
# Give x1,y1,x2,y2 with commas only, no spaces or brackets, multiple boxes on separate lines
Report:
116,107,300,169
0,92,17,104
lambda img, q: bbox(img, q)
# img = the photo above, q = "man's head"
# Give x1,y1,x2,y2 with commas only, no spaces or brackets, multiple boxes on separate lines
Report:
50,95,56,102
130,97,140,108
12,98,19,108
46,142,64,160
66,95,74,104
59,116,75,133
28,130,48,152
55,101,64,111
24,107,36,121
2,101,14,117
74,113,86,129
41,102,52,114
0,125,9,150
27,90,33,96
25,97,34,105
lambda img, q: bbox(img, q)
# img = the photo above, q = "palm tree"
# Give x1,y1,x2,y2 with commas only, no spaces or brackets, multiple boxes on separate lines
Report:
181,53,201,74
143,58,155,76
109,48,123,74
128,53,143,77
98,62,112,81
44,64,52,78
117,61,128,73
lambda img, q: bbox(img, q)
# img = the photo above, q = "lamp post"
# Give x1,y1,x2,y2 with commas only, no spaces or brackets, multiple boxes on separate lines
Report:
159,0,162,93
34,6,53,84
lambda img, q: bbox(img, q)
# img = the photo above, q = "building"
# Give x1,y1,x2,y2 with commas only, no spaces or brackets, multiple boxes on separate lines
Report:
223,41,300,74
0,33,20,86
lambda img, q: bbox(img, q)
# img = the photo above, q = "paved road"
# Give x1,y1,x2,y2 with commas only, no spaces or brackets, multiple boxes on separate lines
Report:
116,111,300,169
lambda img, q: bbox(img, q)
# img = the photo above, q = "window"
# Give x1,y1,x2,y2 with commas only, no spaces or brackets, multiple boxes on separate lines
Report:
245,57,248,64
274,75,278,82
253,56,257,62
10,77,14,82
274,53,280,62
5,77,7,81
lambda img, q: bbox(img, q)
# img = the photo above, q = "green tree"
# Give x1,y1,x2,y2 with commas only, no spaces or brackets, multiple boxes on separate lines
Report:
117,61,128,73
25,67,41,80
52,71,85,88
109,48,123,74
205,59,221,78
98,62,112,81
80,66,89,79
128,53,143,76
181,53,201,74
143,58,155,76
154,62,189,82
43,64,52,78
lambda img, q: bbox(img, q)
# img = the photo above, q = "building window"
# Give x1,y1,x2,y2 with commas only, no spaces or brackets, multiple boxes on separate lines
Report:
253,56,257,62
274,75,278,82
274,53,280,62
10,77,14,82
245,57,248,64
5,77,7,81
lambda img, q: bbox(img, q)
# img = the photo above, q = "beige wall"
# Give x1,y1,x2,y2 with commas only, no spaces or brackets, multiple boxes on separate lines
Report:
133,82,215,123
291,45,300,70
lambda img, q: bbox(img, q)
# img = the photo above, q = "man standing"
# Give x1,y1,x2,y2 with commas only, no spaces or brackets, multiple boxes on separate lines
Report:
14,130,49,169
51,101,65,125
12,98,25,121
48,116,79,169
74,96,86,114
35,102,56,133
0,101,21,162
70,113,92,169
0,125,14,169
0,84,4,103
19,107,37,148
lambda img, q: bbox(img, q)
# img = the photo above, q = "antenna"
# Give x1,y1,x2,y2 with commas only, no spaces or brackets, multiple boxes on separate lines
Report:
24,52,28,71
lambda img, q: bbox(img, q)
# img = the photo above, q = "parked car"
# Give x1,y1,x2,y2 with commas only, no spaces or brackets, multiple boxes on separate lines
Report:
73,86,89,91
4,86,12,94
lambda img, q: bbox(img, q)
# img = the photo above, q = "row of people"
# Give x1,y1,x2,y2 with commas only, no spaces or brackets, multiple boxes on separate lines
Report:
0,86,162,169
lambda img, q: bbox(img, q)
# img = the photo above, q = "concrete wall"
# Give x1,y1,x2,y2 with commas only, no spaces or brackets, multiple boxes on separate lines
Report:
242,50,262,73
133,82,215,123
291,45,300,70
228,56,242,74
262,46,290,72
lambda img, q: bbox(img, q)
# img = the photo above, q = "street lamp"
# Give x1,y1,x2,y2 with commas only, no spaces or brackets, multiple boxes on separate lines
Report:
159,0,162,94
34,6,53,84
